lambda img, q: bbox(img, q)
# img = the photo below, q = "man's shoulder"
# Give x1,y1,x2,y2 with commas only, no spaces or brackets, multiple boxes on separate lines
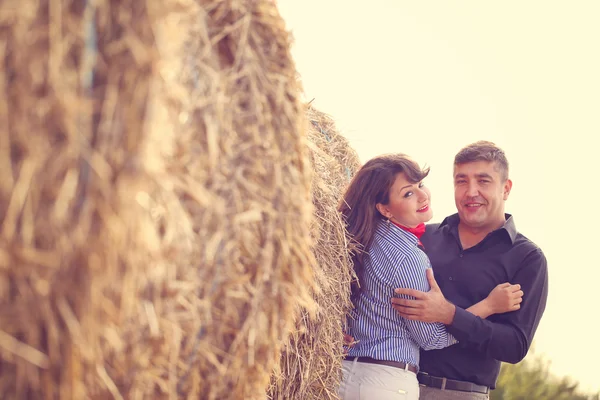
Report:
424,214,459,235
423,222,449,240
425,222,442,232
513,231,547,263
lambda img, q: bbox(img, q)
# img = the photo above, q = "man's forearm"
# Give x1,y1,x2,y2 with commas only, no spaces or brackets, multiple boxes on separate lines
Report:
466,299,494,319
449,249,547,363
447,306,529,363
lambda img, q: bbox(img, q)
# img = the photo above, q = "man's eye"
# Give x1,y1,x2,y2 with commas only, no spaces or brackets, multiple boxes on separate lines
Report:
479,180,490,184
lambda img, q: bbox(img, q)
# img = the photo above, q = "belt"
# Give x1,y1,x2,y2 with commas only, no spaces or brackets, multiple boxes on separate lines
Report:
417,372,489,394
344,356,418,374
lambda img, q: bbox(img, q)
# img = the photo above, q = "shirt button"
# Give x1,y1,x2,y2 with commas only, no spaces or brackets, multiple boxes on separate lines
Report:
459,253,463,258
449,276,453,281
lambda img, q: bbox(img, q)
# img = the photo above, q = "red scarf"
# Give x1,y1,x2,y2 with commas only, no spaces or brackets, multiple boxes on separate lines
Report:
391,221,426,247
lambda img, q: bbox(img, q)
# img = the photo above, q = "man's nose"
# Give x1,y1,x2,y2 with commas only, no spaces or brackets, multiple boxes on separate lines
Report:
465,183,479,197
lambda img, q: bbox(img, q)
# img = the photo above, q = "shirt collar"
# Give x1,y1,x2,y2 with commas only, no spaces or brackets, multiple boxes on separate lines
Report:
438,213,517,244
377,219,420,246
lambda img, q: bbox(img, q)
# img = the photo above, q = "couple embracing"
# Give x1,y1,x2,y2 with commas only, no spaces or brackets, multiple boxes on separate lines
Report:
338,141,548,400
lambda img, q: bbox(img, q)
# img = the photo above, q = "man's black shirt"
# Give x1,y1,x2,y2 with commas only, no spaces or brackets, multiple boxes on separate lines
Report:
419,214,548,389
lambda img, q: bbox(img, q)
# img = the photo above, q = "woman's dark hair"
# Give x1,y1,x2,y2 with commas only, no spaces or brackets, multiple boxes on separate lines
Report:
339,154,429,298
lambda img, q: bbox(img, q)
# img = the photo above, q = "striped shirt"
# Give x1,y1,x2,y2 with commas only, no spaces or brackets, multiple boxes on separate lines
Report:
346,220,457,369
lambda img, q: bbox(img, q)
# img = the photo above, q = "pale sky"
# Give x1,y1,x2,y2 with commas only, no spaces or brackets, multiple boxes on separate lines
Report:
278,1,600,393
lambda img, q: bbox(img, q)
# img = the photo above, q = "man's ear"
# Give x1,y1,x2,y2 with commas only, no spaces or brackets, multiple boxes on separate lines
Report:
503,179,513,200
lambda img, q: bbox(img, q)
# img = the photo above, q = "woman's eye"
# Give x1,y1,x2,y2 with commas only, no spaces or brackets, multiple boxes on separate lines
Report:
418,182,425,188
404,192,413,198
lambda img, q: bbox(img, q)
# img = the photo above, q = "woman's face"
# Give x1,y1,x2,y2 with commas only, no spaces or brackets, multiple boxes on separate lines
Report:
377,172,433,228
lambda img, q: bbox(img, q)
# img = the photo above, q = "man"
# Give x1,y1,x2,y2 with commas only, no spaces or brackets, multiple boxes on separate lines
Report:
391,141,548,399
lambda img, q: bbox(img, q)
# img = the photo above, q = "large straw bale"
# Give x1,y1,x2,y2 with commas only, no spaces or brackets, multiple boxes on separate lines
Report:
268,105,361,400
0,0,160,399
120,1,317,398
165,1,316,397
99,0,317,399
1,0,315,398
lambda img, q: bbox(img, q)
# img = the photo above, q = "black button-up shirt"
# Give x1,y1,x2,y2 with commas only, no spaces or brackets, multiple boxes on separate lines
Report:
419,213,548,389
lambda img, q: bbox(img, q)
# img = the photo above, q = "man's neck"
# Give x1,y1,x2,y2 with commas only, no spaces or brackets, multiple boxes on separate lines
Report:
458,219,505,250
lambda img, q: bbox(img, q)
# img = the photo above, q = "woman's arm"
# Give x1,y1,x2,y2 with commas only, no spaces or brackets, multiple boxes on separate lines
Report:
466,283,523,319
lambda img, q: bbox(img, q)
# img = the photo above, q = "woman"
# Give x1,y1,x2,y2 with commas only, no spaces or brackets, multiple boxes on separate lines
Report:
338,154,522,400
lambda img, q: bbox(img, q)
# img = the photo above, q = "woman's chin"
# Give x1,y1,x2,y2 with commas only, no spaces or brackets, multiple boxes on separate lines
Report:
421,210,434,223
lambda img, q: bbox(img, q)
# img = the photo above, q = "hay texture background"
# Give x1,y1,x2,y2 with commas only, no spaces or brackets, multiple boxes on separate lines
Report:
268,105,361,400
0,0,316,399
137,0,318,398
0,0,160,398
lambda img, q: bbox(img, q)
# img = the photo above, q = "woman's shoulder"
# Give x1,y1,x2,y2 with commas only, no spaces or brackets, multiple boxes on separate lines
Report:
370,224,424,266
373,222,420,252
368,229,431,287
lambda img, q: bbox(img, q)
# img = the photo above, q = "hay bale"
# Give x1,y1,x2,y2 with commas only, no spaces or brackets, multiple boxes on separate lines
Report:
102,0,317,397
268,105,360,400
0,0,160,399
169,1,317,397
100,0,318,399
1,0,316,398
123,1,317,398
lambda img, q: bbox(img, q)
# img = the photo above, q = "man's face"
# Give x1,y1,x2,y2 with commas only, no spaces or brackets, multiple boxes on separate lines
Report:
453,161,512,231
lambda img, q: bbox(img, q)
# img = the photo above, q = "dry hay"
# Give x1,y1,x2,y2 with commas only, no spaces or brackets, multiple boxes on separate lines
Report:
268,105,361,400
0,0,315,399
0,0,160,398
117,0,317,398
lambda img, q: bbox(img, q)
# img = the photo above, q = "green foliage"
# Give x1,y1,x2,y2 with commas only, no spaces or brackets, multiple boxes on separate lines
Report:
491,353,599,400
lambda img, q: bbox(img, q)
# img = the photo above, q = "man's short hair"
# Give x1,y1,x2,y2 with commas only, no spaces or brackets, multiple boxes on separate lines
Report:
454,141,509,181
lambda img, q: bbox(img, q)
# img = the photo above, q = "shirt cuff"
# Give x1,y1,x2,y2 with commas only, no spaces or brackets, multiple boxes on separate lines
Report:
449,333,458,345
447,306,476,341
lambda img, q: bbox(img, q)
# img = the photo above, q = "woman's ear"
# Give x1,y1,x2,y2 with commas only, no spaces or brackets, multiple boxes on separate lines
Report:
375,203,389,219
